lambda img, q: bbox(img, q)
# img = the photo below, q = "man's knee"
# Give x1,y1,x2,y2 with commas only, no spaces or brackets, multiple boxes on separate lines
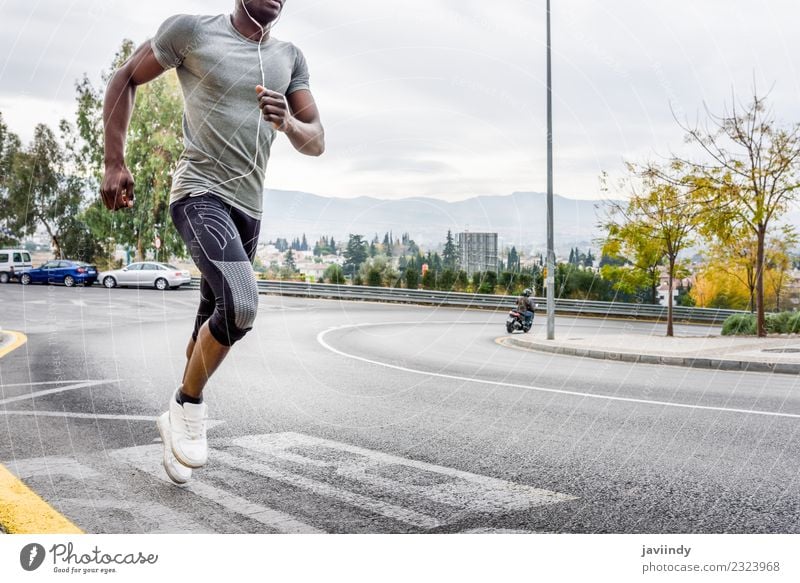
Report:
233,279,259,331
211,261,259,345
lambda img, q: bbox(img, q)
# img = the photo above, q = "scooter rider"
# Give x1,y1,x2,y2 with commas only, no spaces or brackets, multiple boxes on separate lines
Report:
516,288,536,327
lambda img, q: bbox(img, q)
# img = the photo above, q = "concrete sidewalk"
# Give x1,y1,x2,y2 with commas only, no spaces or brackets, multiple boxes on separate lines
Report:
500,332,800,375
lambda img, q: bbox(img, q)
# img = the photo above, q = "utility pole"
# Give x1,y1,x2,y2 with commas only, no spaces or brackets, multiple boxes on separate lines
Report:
546,0,556,340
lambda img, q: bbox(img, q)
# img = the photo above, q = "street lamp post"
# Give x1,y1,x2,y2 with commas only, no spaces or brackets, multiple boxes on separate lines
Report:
546,0,556,340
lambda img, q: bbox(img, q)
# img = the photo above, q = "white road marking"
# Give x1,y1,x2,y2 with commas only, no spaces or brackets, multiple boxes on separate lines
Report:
4,455,103,480
317,322,800,420
234,433,575,515
213,448,441,529
70,300,88,307
0,410,225,428
0,410,159,422
0,380,108,406
112,444,322,534
0,379,121,388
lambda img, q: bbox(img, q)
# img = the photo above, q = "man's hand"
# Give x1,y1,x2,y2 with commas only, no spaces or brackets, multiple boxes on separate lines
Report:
256,85,292,132
100,164,135,211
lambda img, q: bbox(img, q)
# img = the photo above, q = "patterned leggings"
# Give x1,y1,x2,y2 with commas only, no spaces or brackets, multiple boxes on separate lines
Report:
170,193,261,347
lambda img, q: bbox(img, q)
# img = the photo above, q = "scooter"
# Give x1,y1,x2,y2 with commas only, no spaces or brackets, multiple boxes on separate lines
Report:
506,309,532,333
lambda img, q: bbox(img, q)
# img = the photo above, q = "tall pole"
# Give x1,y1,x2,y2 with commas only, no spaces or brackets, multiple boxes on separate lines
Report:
546,0,556,340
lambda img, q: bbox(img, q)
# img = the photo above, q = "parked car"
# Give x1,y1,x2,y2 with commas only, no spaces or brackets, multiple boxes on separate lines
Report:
99,262,192,290
20,260,98,287
0,248,34,283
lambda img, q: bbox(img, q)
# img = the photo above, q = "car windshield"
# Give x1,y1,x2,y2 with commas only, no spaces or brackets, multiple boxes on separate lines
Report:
164,264,178,270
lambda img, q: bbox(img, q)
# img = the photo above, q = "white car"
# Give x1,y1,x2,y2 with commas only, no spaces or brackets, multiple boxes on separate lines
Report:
99,262,192,290
0,248,33,283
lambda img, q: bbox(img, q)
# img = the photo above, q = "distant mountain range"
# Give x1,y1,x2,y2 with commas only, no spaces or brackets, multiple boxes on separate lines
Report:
261,190,615,253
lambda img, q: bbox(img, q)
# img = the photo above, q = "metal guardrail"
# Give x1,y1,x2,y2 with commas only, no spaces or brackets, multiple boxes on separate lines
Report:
187,278,742,325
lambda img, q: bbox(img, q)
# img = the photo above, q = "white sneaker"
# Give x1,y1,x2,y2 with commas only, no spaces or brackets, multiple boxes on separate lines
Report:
168,390,208,468
156,412,192,485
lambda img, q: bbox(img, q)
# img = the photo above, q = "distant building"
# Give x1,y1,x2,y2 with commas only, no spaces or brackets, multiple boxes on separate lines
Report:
457,232,498,276
656,268,692,307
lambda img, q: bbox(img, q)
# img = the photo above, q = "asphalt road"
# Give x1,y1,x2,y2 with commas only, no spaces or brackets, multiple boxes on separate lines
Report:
1,283,798,533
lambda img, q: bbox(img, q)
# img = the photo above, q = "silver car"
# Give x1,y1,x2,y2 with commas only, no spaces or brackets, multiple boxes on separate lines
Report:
99,262,192,290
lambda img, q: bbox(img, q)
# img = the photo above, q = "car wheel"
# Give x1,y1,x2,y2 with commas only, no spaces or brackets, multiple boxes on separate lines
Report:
20,273,31,285
103,276,117,289
0,272,9,284
155,278,168,291
64,275,75,287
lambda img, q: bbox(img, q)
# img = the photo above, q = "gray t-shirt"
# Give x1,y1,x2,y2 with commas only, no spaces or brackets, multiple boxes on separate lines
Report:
151,13,310,219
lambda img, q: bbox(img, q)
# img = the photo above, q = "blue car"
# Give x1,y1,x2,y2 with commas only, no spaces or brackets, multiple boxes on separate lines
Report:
19,260,98,287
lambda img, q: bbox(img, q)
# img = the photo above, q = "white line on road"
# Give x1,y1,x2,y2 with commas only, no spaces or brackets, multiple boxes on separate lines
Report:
317,322,800,421
112,445,323,534
0,379,122,388
0,410,226,429
0,380,109,406
0,410,159,422
213,447,441,529
235,432,575,514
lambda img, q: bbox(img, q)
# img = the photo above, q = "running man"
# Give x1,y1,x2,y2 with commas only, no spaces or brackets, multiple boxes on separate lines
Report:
100,0,324,484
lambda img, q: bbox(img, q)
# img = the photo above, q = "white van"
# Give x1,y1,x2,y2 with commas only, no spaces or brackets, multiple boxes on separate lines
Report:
0,249,34,283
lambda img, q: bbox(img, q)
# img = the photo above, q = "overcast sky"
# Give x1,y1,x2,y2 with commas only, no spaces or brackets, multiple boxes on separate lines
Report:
1,0,799,201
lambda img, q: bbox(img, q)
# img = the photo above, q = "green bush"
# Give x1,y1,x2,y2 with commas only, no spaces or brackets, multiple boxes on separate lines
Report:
404,267,419,289
766,312,792,334
366,267,383,287
788,312,800,334
323,264,346,284
721,313,756,336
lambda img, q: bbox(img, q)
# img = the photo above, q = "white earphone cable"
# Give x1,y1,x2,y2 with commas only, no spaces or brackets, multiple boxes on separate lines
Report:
192,0,284,196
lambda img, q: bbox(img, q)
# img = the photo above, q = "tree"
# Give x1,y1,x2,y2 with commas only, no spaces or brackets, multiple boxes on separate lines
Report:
601,223,663,304
74,40,185,262
358,255,397,287
764,226,798,311
5,124,84,258
607,161,704,336
478,271,497,294
679,91,800,336
499,271,518,295
442,229,458,270
438,268,456,291
284,249,296,271
404,267,419,289
343,234,368,278
0,113,21,246
455,270,469,292
421,268,437,290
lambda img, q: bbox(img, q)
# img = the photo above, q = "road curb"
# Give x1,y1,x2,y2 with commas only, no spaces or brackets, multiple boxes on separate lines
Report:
0,329,27,359
0,464,83,534
500,336,800,375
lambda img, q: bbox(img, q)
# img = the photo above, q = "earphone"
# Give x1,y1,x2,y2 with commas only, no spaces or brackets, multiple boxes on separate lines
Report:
190,0,285,197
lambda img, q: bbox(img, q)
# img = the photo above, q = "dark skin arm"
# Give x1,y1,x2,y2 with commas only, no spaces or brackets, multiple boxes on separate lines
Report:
102,40,325,210
257,86,325,156
101,42,167,211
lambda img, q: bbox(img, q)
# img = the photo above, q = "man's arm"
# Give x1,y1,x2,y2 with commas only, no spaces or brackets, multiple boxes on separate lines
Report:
100,42,167,211
257,87,325,157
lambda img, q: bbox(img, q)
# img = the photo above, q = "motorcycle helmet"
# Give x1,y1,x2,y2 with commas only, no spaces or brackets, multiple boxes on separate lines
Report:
523,288,532,297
